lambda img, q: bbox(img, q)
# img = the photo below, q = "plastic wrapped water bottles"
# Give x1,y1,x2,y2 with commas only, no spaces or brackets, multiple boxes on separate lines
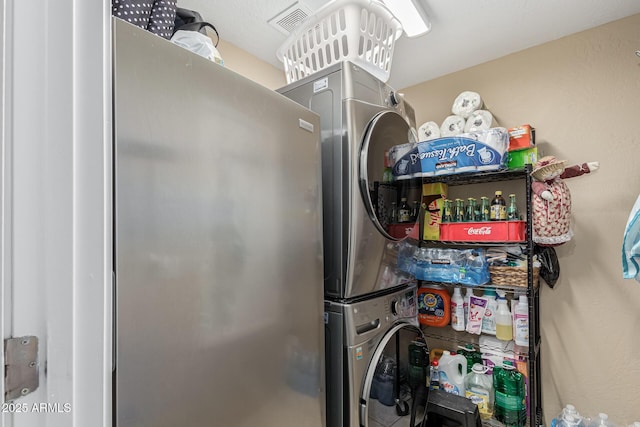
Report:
587,413,617,427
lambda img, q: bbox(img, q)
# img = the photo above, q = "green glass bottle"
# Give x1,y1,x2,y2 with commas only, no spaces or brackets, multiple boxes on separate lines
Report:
480,196,490,221
507,194,519,221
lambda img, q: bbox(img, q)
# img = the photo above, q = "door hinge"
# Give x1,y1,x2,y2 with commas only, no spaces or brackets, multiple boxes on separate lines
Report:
4,336,39,401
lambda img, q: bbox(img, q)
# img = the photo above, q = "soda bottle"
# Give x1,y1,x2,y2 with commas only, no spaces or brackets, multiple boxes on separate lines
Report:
480,196,490,221
389,202,397,224
493,361,526,427
411,200,420,221
507,193,519,220
399,198,411,223
490,191,507,221
454,198,465,222
465,198,478,222
442,199,453,223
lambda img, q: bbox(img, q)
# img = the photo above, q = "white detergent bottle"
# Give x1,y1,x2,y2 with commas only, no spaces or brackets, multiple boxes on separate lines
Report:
514,294,529,346
481,288,497,335
464,288,474,326
495,290,513,341
438,350,467,396
451,287,465,331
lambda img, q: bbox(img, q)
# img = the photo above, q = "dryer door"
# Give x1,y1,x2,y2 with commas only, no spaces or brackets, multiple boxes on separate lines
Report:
358,322,427,427
360,111,421,241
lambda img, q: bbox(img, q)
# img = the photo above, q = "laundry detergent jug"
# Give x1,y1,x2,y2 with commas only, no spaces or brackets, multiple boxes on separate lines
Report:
438,350,467,396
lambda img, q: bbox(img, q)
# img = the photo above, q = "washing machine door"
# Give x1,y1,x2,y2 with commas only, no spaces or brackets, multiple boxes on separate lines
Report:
360,110,421,241
358,322,427,427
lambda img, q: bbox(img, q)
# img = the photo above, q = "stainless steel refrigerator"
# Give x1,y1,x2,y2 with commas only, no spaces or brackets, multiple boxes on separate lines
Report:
113,19,324,427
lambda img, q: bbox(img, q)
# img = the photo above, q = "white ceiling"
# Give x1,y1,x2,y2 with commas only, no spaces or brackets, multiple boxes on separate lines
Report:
178,0,640,89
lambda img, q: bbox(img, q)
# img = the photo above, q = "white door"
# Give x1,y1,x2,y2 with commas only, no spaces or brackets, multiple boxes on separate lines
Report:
0,1,111,426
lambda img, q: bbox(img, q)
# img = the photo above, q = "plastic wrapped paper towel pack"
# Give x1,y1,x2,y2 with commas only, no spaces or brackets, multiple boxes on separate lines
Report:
464,110,497,132
451,91,484,118
390,127,509,178
418,121,441,141
440,115,466,137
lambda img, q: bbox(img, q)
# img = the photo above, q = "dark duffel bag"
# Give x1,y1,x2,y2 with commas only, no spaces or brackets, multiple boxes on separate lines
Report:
173,7,219,47
112,0,177,40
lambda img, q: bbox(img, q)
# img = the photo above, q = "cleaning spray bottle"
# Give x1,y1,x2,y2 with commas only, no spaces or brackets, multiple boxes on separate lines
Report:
481,288,498,335
495,290,513,341
514,294,529,347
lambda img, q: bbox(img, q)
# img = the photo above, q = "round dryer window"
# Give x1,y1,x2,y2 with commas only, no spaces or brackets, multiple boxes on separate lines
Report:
359,322,427,427
360,111,421,241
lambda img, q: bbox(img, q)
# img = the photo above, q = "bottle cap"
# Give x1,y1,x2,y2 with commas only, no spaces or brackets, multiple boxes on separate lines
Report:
471,363,485,373
432,359,439,367
495,190,502,195
509,193,516,197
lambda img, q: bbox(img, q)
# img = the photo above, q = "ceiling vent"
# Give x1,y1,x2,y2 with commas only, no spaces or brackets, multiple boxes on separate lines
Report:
268,2,313,35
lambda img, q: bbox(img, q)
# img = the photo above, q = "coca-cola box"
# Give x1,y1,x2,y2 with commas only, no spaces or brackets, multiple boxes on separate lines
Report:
440,220,526,242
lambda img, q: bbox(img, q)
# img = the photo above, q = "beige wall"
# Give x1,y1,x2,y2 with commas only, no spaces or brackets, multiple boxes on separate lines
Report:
223,14,640,423
402,14,640,424
216,38,286,90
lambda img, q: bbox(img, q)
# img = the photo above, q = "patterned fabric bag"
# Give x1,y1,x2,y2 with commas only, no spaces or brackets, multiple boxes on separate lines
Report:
112,0,177,40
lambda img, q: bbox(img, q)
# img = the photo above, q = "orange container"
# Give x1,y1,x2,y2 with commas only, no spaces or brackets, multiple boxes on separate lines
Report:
417,286,451,327
507,125,535,151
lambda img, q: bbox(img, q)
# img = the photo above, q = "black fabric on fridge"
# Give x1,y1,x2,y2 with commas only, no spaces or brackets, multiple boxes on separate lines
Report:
112,0,177,40
173,7,219,46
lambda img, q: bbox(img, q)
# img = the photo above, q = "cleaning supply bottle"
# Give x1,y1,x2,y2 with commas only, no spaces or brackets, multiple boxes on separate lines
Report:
481,288,498,335
451,287,465,331
429,359,440,390
438,350,467,396
513,294,529,346
465,363,494,420
493,361,526,427
464,288,474,326
495,290,513,341
417,285,451,327
458,344,482,374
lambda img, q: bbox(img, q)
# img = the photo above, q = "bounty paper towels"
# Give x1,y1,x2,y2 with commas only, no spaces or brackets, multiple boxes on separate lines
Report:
418,121,441,141
452,91,483,118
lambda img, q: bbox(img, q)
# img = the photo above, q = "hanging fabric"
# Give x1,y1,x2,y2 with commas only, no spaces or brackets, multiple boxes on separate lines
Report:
622,194,640,283
111,0,177,40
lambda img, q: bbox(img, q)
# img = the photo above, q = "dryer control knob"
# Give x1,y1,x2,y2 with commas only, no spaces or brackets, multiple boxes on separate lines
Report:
389,91,405,106
389,91,399,106
390,300,399,316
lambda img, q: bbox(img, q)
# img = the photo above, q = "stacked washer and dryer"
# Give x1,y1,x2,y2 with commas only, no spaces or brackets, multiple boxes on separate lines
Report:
279,61,428,427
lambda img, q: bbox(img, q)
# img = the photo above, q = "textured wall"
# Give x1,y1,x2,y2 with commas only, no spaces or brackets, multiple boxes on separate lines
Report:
216,38,286,90
401,13,640,425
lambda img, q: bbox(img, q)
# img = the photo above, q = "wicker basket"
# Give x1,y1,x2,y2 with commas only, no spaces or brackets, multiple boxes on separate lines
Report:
489,265,539,288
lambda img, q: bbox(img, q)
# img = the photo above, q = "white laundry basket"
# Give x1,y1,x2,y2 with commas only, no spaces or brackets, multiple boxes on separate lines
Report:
276,0,403,84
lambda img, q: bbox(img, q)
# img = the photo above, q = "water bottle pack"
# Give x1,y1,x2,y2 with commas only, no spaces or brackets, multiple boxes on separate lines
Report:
413,247,490,286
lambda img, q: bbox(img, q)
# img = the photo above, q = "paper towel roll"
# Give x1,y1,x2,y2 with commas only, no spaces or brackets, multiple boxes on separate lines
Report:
418,121,441,141
464,110,497,132
440,115,466,137
451,91,484,118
